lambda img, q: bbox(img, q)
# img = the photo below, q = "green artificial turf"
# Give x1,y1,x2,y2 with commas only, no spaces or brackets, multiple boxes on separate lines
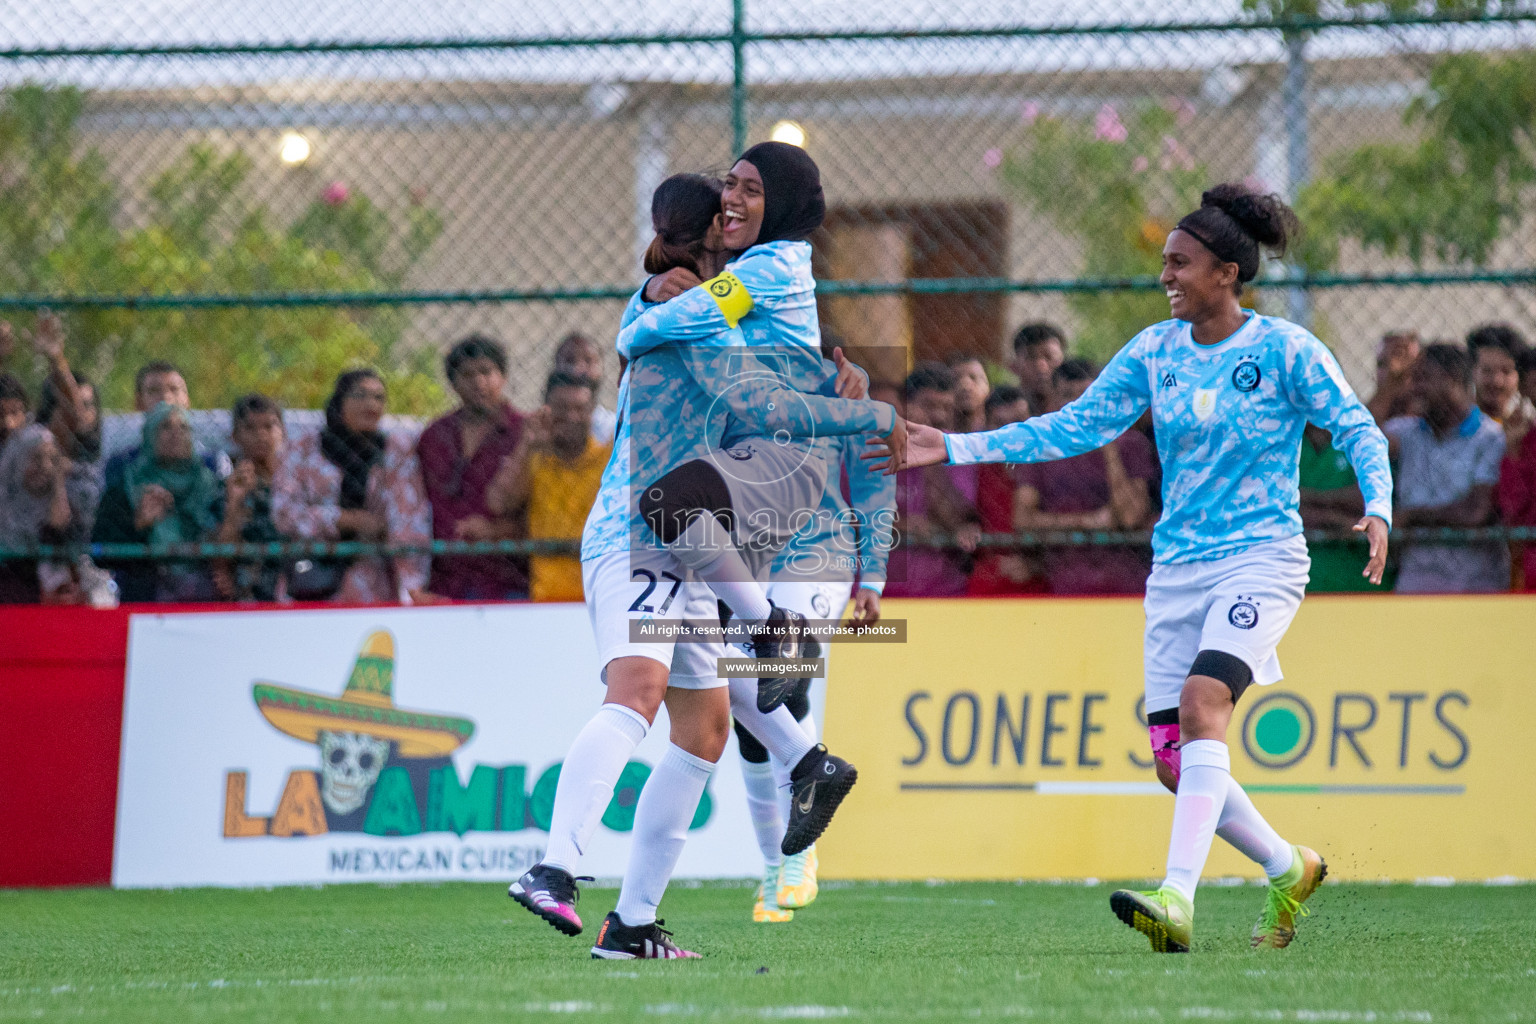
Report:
2,881,1532,1022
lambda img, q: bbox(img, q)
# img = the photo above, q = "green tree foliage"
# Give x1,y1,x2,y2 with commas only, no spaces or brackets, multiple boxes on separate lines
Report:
0,85,446,413
1301,50,1536,267
1001,102,1207,361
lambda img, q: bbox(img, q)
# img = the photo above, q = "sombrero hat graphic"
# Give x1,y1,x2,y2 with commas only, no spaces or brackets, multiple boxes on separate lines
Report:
253,630,474,757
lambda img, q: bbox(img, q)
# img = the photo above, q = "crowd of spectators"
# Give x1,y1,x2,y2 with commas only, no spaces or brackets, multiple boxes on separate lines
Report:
0,321,612,605
3,311,1536,605
884,319,1536,597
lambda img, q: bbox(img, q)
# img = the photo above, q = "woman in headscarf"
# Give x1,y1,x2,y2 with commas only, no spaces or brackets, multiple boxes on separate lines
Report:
92,402,220,602
511,159,893,959
0,425,73,603
616,141,897,653
271,368,433,604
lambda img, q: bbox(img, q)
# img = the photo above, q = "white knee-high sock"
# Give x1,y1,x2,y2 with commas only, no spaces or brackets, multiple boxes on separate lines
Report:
772,756,794,825
772,708,818,825
613,744,716,927
739,757,784,870
728,678,815,767
669,515,773,624
1162,739,1230,901
542,703,649,875
798,709,818,744
1218,775,1294,879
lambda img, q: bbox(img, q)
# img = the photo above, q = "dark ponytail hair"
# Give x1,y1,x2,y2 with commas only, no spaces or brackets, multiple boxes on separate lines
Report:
1175,183,1301,294
643,173,725,276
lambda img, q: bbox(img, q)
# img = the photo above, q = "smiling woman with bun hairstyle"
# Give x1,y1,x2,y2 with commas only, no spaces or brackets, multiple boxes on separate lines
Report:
880,182,1395,955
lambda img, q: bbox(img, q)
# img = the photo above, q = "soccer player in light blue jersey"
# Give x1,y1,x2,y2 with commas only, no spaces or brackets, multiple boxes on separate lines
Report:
874,184,1393,953
514,168,891,960
621,144,902,722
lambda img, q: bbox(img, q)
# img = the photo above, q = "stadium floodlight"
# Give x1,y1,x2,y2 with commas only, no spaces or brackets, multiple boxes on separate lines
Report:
770,120,806,148
279,131,312,166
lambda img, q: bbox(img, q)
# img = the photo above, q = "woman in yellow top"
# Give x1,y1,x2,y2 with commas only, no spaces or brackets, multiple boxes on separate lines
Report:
488,370,611,601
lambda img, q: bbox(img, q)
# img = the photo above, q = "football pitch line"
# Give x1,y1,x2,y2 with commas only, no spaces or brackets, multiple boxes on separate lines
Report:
897,782,1465,795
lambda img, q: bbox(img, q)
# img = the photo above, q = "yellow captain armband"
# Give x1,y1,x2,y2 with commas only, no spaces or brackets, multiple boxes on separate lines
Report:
703,271,753,328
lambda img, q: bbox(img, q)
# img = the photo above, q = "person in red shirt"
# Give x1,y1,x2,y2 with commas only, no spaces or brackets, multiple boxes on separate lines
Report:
967,385,1047,595
417,335,528,600
1497,424,1536,591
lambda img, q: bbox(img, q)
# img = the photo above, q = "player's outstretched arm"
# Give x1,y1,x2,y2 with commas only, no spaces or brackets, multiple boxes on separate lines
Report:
863,421,942,474
1283,331,1394,532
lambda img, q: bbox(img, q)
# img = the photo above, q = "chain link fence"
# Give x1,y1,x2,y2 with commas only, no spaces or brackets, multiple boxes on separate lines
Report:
2,1,1534,600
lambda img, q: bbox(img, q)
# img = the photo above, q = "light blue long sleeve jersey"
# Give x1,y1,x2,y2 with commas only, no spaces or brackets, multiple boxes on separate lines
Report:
770,432,896,592
944,313,1393,565
582,242,896,562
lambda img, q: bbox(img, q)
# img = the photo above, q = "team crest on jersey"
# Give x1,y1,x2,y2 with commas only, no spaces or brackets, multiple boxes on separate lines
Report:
1232,360,1262,393
811,592,832,618
724,445,755,461
1228,600,1260,630
1193,388,1218,422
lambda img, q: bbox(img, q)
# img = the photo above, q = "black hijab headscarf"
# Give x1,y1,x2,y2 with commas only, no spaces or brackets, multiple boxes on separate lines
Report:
736,141,826,245
320,368,386,510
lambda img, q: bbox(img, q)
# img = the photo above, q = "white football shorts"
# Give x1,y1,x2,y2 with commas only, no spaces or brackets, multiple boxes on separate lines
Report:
582,547,728,690
1142,535,1311,715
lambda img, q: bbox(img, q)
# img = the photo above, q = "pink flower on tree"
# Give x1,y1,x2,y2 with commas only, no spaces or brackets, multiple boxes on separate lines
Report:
983,148,1003,169
1094,104,1127,143
1160,135,1196,172
1163,96,1197,126
1020,100,1041,125
1131,155,1149,173
321,181,350,206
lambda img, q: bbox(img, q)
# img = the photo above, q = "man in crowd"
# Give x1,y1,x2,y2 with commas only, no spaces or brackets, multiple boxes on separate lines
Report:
1009,321,1066,417
418,335,529,601
885,362,980,597
1013,358,1155,594
1366,330,1421,424
1467,323,1535,453
983,385,1031,431
488,371,610,602
104,361,229,486
214,394,287,601
1388,343,1508,593
947,353,991,433
553,332,616,446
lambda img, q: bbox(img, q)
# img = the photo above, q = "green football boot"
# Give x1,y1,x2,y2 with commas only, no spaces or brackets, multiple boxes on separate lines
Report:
1110,886,1193,953
1252,845,1327,949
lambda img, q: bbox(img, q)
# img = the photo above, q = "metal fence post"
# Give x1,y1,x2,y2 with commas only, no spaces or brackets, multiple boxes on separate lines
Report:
1284,28,1313,329
732,0,748,156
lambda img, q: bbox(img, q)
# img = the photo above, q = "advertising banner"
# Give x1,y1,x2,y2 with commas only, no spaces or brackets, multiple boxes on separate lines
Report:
818,596,1536,882
114,604,757,887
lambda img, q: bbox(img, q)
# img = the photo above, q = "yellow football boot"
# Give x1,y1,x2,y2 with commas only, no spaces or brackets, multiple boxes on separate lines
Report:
777,845,819,910
753,868,793,923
